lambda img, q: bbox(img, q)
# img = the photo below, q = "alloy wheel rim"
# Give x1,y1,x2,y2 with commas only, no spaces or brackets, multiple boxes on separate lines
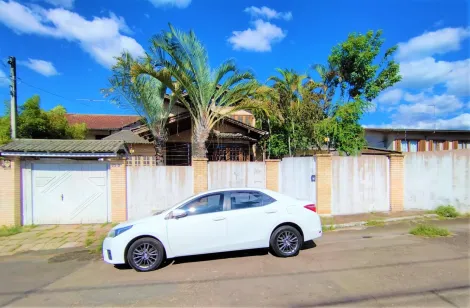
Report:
277,230,299,254
132,242,158,269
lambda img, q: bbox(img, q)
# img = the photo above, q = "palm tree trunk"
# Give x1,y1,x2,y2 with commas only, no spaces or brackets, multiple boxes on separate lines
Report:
154,136,166,166
152,128,167,166
192,121,210,158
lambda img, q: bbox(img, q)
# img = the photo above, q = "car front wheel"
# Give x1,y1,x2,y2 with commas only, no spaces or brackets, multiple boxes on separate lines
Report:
127,237,164,272
270,226,303,257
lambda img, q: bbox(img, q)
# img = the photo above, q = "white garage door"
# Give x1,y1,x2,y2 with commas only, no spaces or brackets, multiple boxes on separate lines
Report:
31,163,109,224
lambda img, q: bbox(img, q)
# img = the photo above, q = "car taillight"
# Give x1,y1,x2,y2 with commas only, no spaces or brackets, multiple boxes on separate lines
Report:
304,204,317,212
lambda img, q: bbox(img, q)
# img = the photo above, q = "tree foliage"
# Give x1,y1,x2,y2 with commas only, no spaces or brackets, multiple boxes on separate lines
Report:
0,95,86,145
256,29,401,157
104,52,179,165
133,24,268,158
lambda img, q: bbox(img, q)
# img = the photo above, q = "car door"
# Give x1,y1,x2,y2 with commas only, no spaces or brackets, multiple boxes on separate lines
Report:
166,192,228,257
224,190,278,251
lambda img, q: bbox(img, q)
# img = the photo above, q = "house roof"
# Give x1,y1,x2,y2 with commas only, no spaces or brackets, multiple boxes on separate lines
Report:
65,114,142,130
211,131,258,142
103,130,152,144
0,139,126,157
365,128,470,134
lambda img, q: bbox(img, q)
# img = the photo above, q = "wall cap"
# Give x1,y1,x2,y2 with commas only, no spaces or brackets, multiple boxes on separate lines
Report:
315,154,332,157
388,154,405,158
265,159,281,162
192,157,208,161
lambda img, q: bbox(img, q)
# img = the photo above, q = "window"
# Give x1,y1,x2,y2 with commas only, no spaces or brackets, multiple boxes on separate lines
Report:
458,141,470,149
179,193,224,216
400,140,409,152
229,191,276,210
409,140,418,152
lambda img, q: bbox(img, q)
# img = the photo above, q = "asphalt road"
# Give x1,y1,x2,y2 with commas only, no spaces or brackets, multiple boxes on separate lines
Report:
0,218,469,307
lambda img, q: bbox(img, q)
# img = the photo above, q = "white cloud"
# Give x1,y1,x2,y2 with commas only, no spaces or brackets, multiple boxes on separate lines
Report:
44,0,74,9
404,114,470,130
376,88,404,105
148,0,191,8
228,19,286,52
396,27,470,61
19,58,59,76
366,114,470,130
399,57,470,96
0,69,8,87
244,6,292,21
386,91,464,127
0,1,144,68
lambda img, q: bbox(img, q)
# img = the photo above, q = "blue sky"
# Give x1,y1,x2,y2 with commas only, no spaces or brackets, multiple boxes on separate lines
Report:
0,0,469,129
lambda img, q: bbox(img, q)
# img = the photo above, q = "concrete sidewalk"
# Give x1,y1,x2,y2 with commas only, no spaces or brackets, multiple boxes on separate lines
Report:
0,224,113,256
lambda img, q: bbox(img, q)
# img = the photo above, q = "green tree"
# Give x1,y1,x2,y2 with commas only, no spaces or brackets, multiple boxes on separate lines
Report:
0,95,86,145
105,52,179,165
311,30,401,155
133,24,264,158
253,69,323,158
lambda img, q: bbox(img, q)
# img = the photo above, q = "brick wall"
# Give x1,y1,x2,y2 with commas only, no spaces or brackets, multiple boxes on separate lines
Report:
389,154,404,212
193,158,208,194
110,159,127,222
316,154,332,215
265,159,280,191
0,158,21,226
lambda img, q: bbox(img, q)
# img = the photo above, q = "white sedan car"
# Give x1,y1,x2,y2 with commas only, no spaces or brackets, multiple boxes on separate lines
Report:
103,188,322,272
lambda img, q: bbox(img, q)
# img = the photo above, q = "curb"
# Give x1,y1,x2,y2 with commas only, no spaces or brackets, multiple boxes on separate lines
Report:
323,214,439,229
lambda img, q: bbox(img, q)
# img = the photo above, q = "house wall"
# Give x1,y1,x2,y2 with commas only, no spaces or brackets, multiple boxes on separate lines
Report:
404,150,470,213
366,130,470,152
129,144,156,156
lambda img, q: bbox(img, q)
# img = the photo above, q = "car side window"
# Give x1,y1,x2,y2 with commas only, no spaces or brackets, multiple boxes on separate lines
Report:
229,191,276,210
179,193,224,216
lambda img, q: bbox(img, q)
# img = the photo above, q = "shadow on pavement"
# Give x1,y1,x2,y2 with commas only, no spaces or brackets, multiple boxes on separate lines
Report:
115,240,317,271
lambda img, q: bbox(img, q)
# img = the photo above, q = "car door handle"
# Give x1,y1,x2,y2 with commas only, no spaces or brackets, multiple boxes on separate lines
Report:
212,217,226,221
265,209,277,214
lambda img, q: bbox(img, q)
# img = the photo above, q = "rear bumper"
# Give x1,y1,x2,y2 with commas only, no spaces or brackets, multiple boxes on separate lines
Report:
102,237,126,264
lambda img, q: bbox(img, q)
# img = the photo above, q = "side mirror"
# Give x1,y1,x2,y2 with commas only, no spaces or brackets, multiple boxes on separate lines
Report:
171,209,187,219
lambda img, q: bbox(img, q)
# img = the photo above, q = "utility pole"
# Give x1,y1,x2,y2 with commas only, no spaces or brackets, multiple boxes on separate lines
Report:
8,56,17,139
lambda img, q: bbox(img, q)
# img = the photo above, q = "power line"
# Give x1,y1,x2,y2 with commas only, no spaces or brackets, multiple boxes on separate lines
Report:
17,77,90,107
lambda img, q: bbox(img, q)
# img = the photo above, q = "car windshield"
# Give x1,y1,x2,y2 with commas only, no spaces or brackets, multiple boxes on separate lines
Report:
152,194,199,216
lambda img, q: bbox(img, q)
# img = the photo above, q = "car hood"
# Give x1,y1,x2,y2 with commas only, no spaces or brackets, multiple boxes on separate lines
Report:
111,212,166,230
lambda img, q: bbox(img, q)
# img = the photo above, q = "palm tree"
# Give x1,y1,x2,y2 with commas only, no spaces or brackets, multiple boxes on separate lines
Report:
104,52,179,165
132,24,262,158
267,69,314,156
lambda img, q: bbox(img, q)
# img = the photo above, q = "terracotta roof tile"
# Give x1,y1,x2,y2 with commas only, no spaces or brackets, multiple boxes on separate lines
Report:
65,114,142,130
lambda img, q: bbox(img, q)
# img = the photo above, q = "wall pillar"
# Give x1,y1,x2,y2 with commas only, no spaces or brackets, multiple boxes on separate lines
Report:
316,154,332,215
389,154,405,212
193,157,208,194
110,159,127,222
0,157,21,226
265,159,280,191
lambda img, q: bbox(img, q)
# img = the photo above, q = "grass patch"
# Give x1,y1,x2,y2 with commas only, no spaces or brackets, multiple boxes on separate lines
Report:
111,222,119,227
434,205,459,218
84,237,94,247
100,222,110,228
409,224,451,237
365,219,385,227
89,234,107,254
87,230,96,237
0,226,23,237
322,225,335,232
321,217,336,232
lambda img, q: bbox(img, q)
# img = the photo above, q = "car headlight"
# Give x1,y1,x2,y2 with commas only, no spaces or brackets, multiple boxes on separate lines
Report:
108,225,133,238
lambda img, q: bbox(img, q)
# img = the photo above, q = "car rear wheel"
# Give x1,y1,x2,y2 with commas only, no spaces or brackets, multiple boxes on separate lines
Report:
127,237,164,272
270,226,303,258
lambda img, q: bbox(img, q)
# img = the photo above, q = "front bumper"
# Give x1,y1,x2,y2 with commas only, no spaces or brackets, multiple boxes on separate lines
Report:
102,237,127,264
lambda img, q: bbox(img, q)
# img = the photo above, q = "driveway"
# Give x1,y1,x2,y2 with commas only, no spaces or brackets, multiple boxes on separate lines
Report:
0,219,469,307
